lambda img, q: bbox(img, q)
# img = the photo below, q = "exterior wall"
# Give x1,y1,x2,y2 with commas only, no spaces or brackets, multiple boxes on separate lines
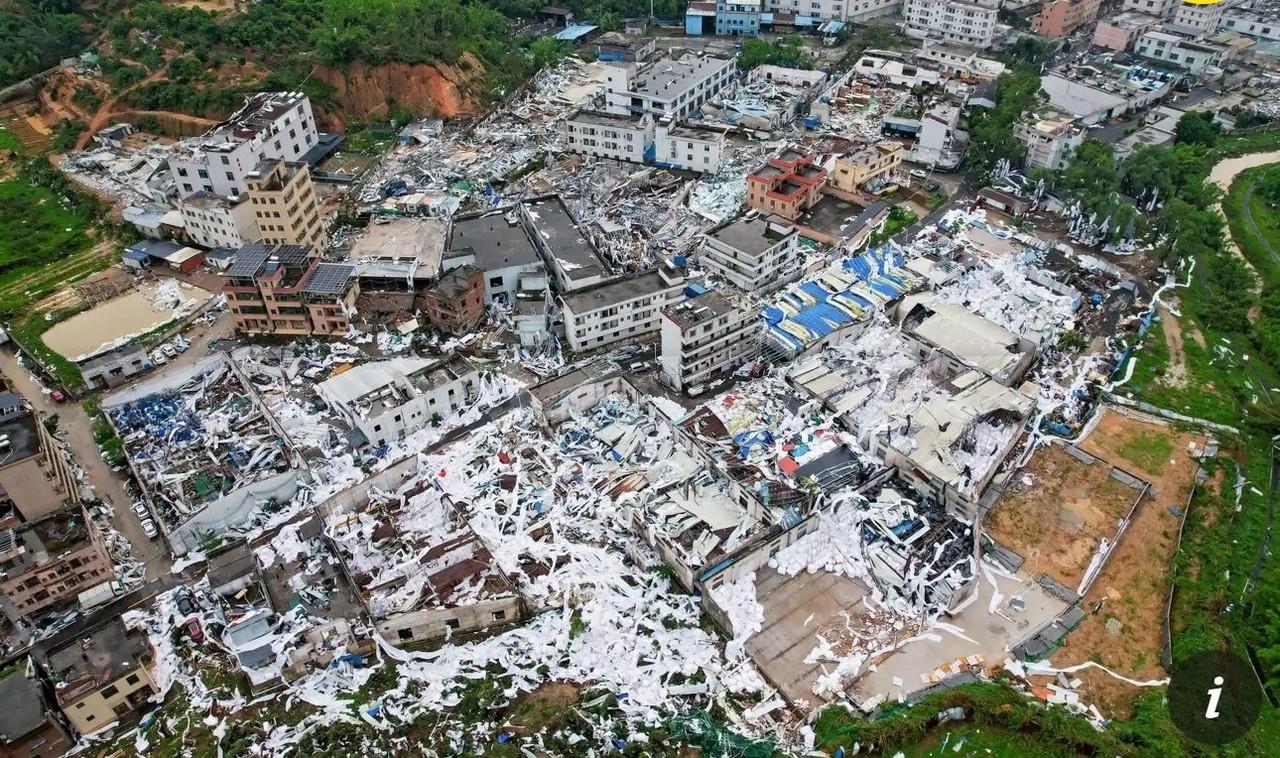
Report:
1135,32,1228,73
715,1,760,35
169,97,317,199
1220,12,1280,43
903,0,1000,49
1032,0,1101,38
762,0,901,22
1173,0,1222,34
853,53,942,87
354,368,478,449
1123,0,1178,17
180,197,260,250
79,344,149,391
602,56,736,120
303,285,358,336
376,596,526,646
0,717,73,758
830,143,903,192
562,284,685,352
562,114,653,163
246,162,324,250
1017,120,1084,170
61,666,157,735
655,126,724,172
660,309,762,391
1092,16,1160,51
916,43,1007,80
420,272,485,335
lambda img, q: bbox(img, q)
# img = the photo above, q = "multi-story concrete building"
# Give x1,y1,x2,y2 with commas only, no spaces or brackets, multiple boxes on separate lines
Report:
853,50,942,88
521,195,611,292
0,507,115,618
317,354,479,449
700,212,801,295
38,619,158,735
830,141,904,193
1123,0,1179,17
244,159,324,250
655,121,728,173
444,209,546,306
602,54,736,120
660,289,761,392
1016,115,1086,170
715,0,760,35
179,192,260,250
916,42,1007,80
419,264,485,335
560,261,688,353
908,101,963,169
746,149,828,220
1172,0,1224,35
563,110,653,163
1032,0,1102,38
0,394,80,526
902,0,1001,49
1135,29,1232,72
1092,11,1162,51
223,244,358,336
0,662,74,758
1219,6,1280,43
168,92,318,199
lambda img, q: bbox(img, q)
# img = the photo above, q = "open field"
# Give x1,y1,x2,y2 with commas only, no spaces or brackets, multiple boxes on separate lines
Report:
987,444,1140,590
0,178,95,298
1038,410,1205,718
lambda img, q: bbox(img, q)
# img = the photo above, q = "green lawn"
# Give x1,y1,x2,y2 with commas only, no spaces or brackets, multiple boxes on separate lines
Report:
1116,430,1175,475
10,307,86,389
0,178,94,291
0,125,23,154
1219,127,1280,157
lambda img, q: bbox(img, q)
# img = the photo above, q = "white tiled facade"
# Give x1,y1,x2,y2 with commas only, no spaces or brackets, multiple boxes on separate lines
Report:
1123,0,1179,16
168,93,318,200
660,293,762,392
180,194,260,249
563,112,653,163
561,269,687,352
700,215,801,295
1219,10,1280,43
1016,119,1085,171
902,0,1000,49
602,55,736,120
1172,0,1223,34
762,0,900,22
655,124,726,173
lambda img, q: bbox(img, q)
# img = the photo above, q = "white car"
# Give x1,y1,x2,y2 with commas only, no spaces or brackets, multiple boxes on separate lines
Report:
150,351,168,365
132,503,149,518
140,519,159,538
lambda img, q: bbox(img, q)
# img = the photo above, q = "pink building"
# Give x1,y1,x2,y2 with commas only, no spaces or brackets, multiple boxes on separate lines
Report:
1033,0,1102,38
1092,11,1161,51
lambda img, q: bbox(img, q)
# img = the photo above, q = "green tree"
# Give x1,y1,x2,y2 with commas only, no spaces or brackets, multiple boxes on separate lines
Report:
738,37,812,72
1174,110,1221,147
530,36,568,71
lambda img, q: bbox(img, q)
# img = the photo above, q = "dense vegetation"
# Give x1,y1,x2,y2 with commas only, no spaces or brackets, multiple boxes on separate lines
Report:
0,0,87,88
738,36,813,72
964,66,1044,181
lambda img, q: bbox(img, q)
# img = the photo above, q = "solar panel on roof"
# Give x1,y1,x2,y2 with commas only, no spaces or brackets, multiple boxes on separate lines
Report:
303,263,354,294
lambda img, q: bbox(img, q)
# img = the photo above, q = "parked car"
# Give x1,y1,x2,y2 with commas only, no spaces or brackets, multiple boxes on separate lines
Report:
140,519,158,538
132,503,149,518
50,389,66,403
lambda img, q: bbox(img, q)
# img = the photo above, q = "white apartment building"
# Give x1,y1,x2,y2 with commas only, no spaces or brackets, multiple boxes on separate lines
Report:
699,213,801,295
1123,0,1180,17
908,102,963,168
660,290,762,392
168,92,319,200
902,0,1001,49
317,355,478,449
917,42,1007,80
762,0,901,22
563,110,653,163
602,54,736,120
655,122,727,173
560,262,687,352
1016,116,1085,171
1135,29,1231,73
1219,8,1280,43
180,192,260,249
1172,0,1223,35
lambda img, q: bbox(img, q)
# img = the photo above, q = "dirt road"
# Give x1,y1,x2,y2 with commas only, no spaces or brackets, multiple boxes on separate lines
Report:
0,349,172,580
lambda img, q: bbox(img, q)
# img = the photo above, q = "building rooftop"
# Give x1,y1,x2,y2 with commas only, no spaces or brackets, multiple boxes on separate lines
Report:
207,542,258,590
798,197,889,240
225,243,312,279
705,213,796,256
561,267,681,314
318,355,476,418
446,209,541,271
569,109,645,129
0,393,40,464
43,619,151,706
0,666,48,743
632,55,732,102
300,262,355,296
348,218,447,278
1106,11,1160,29
0,508,95,573
183,191,246,210
663,289,748,329
523,196,609,282
177,92,308,154
1041,74,1129,118
664,123,728,141
432,264,482,299
900,294,1028,381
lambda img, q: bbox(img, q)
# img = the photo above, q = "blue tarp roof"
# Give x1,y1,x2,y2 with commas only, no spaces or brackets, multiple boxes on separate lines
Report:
555,24,598,40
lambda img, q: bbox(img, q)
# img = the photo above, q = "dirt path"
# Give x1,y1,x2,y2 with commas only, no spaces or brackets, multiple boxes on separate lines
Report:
74,64,173,150
1157,304,1188,389
0,349,172,579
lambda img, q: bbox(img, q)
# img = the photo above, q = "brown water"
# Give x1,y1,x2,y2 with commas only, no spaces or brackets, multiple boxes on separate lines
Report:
43,280,214,361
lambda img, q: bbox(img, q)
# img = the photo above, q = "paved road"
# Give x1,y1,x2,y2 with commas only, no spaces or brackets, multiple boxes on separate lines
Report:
0,349,172,580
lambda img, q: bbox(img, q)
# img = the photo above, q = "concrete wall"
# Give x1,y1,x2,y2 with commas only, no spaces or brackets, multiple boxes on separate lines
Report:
63,665,156,735
377,595,526,646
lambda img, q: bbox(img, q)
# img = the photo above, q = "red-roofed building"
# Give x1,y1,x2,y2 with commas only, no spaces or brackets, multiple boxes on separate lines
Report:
746,149,828,220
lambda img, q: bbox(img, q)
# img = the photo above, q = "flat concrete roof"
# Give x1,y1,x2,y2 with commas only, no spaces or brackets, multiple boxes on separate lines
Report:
349,218,447,279
633,54,732,101
562,269,676,314
1041,74,1128,118
706,214,795,256
0,395,40,464
446,209,541,271
523,196,609,282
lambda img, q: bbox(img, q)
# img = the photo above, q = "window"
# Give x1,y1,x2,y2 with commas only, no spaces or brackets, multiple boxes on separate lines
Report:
126,673,140,686
86,715,96,723
398,628,415,640
101,684,120,698
445,619,460,630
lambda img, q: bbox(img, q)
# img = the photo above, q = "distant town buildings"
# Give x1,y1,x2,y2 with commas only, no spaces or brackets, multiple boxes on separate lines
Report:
168,92,319,200
1033,0,1102,38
